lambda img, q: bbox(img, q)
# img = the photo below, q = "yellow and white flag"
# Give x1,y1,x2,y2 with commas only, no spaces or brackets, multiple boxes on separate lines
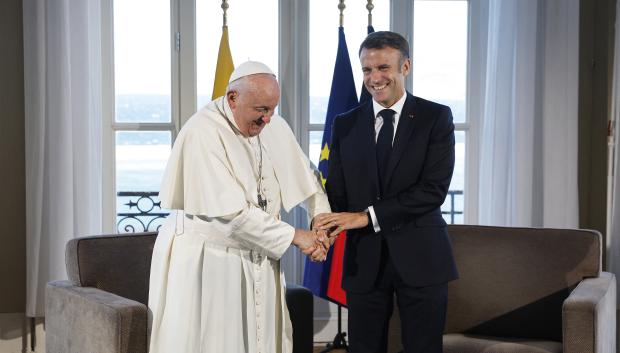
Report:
211,26,234,99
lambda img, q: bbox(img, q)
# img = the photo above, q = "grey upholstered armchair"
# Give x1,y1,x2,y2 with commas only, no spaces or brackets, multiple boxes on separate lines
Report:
387,225,616,353
46,232,314,353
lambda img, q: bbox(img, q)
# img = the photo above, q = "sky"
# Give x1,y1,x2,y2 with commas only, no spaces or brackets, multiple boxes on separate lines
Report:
113,0,467,107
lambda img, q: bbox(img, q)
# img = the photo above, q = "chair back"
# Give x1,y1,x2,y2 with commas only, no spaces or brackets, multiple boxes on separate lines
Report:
445,225,601,341
65,232,158,305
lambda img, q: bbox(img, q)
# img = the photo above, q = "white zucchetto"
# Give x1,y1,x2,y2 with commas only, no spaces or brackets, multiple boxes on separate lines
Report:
228,61,276,83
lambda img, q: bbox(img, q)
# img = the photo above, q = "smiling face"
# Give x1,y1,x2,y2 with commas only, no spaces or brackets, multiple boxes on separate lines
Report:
360,46,410,108
227,74,280,137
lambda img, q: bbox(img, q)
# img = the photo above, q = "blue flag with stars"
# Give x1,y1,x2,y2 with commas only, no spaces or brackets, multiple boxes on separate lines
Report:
302,26,359,302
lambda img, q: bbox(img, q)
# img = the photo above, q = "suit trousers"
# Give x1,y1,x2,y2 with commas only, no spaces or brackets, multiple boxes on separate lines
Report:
346,237,448,353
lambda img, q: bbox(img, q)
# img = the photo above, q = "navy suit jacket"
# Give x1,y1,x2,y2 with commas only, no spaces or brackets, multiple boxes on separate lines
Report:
326,93,459,293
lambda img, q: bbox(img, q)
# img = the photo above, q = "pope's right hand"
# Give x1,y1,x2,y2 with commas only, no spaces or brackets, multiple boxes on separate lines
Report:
292,229,328,261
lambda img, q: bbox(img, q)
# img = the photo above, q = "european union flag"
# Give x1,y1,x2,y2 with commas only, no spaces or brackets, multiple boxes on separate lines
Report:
302,26,358,305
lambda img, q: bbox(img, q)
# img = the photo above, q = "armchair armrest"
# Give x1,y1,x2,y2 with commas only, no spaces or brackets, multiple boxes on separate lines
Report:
563,272,616,353
46,280,148,353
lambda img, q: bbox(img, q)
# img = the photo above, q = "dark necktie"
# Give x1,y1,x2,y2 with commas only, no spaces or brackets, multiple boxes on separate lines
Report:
376,109,396,192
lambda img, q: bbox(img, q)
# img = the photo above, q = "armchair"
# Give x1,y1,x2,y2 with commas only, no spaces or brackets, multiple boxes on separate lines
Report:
387,225,616,353
46,232,313,353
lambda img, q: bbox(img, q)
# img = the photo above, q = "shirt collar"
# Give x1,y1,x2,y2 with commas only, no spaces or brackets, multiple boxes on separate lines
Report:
372,92,407,119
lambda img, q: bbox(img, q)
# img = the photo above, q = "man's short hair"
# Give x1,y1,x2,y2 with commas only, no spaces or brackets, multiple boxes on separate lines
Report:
358,31,410,60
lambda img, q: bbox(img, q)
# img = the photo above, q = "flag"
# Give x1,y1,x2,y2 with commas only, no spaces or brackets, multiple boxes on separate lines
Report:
359,25,375,103
212,26,234,99
303,27,359,306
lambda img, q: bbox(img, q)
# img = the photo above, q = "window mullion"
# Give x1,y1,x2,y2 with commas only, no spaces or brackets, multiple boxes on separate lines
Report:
279,0,309,144
170,0,181,140
391,0,414,92
177,0,197,131
101,0,117,233
278,0,310,285
308,123,324,131
454,122,469,131
111,122,177,131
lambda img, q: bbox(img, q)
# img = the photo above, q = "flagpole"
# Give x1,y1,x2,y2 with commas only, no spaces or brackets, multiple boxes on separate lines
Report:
367,0,374,27
322,0,348,343
304,0,372,350
321,0,349,353
321,3,376,352
221,0,228,27
321,0,346,346
325,0,348,346
211,0,234,100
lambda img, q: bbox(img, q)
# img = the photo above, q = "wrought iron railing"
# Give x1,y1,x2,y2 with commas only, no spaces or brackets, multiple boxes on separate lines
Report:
116,192,168,233
116,189,464,233
442,190,463,224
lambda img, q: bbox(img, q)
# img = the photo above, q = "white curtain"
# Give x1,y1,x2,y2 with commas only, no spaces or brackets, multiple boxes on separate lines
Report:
477,0,579,228
23,0,103,317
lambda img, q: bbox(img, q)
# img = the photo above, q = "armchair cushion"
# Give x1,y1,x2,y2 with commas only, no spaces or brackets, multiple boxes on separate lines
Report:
443,333,562,353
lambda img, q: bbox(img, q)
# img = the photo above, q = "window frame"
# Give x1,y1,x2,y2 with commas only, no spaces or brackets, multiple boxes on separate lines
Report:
101,0,193,232
299,0,479,225
100,0,484,342
101,0,483,259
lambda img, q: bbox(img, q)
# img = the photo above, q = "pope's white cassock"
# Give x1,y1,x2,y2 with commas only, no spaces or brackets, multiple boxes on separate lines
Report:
148,66,330,353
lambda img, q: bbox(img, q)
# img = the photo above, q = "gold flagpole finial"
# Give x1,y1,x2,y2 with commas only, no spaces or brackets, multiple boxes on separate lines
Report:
366,0,374,27
221,0,229,27
338,0,346,27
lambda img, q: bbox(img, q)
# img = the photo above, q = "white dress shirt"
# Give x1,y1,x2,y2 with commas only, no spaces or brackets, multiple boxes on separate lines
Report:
368,92,407,233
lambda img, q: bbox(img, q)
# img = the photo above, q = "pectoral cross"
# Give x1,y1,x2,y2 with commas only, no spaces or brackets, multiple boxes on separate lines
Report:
258,193,267,211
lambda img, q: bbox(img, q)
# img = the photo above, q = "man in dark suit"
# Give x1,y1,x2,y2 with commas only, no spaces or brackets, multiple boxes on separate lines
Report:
314,31,458,353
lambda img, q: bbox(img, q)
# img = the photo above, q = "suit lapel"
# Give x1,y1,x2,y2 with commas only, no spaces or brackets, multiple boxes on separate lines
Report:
383,94,417,187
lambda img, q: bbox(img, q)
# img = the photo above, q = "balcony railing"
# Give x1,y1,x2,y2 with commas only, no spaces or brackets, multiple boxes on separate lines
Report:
116,192,168,233
117,189,464,233
442,190,463,224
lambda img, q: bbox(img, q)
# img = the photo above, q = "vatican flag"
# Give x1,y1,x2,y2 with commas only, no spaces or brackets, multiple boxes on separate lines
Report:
211,26,234,99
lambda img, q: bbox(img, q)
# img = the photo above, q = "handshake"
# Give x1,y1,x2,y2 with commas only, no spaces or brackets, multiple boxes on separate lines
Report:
292,211,370,262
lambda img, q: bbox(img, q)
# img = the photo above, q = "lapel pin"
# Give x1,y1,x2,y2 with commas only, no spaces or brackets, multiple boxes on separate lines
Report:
409,113,415,119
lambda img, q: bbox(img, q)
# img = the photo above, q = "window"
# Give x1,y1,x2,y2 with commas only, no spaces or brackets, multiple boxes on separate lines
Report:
412,0,468,224
104,0,476,235
104,0,478,339
106,0,280,233
107,0,175,233
308,1,390,166
305,0,469,224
